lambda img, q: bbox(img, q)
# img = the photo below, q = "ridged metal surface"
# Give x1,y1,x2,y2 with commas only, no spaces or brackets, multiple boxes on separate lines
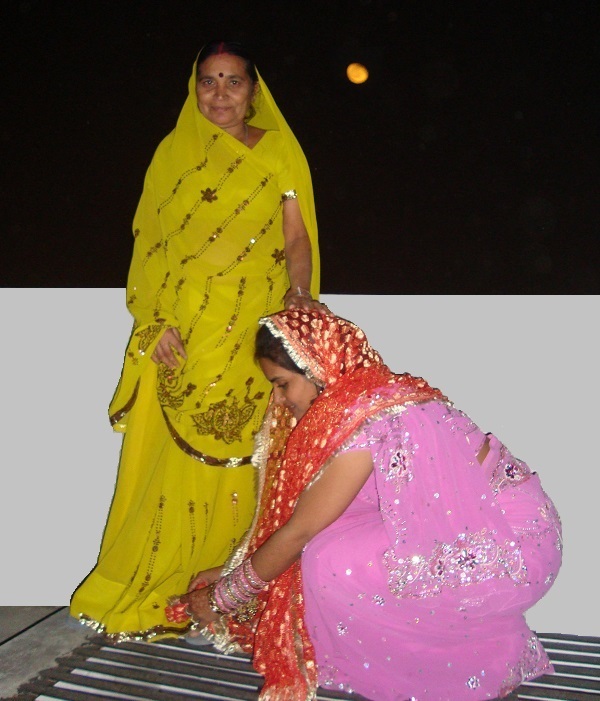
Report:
5,633,599,701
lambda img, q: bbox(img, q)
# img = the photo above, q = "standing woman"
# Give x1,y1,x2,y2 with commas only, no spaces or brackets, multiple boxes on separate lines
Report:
70,41,322,641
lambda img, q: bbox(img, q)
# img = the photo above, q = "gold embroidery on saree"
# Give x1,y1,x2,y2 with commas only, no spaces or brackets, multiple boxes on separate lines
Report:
158,133,220,213
190,394,257,444
217,201,283,277
196,330,249,399
77,613,191,643
188,500,197,551
184,278,212,344
109,379,140,426
231,492,239,528
157,364,197,410
203,502,209,544
180,173,275,267
142,240,163,265
136,324,164,353
135,495,166,599
216,277,247,348
161,409,252,466
190,376,264,444
167,156,245,242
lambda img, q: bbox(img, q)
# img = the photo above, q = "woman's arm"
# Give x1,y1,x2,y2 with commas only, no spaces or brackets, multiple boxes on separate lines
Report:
282,198,324,311
252,448,373,580
176,449,373,624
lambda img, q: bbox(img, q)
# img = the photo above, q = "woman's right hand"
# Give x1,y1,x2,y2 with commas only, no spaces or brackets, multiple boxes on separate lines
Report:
188,566,223,593
284,289,330,313
151,327,187,369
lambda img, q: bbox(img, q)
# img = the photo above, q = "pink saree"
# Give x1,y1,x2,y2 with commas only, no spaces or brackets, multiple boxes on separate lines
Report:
302,401,562,700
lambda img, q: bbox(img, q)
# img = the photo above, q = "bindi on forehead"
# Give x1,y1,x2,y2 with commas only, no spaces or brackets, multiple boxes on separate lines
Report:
219,72,224,77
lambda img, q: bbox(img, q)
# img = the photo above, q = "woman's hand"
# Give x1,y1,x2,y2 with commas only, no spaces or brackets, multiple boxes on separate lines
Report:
284,288,330,312
187,566,223,593
151,327,187,369
178,586,220,627
166,569,222,626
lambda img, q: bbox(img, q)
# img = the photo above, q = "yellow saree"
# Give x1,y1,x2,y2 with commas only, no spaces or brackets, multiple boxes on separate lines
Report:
70,60,319,641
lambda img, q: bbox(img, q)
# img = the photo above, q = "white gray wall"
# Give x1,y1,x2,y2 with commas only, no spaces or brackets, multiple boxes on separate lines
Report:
1,291,597,636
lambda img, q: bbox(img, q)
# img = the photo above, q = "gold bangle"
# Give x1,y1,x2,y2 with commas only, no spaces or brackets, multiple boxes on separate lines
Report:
206,582,227,615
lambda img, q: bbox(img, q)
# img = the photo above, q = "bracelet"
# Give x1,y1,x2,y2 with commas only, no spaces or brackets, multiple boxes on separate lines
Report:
286,286,312,299
210,558,270,616
242,558,269,591
206,582,228,615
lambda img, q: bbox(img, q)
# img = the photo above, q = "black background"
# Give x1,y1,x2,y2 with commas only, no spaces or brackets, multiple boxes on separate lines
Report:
2,0,598,292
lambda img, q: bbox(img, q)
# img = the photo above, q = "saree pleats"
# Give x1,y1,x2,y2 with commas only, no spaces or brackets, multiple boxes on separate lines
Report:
71,366,257,640
70,61,319,640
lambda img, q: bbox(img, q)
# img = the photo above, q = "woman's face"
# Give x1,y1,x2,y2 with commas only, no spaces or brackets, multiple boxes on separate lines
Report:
259,358,320,420
195,54,257,131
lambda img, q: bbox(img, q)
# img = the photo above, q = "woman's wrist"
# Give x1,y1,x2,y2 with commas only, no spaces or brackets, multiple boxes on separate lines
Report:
207,558,270,615
285,286,312,300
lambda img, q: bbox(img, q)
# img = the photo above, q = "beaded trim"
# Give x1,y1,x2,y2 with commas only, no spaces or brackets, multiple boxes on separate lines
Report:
258,317,324,387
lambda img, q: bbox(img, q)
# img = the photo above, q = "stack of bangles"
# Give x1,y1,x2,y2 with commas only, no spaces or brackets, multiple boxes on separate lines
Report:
207,558,269,615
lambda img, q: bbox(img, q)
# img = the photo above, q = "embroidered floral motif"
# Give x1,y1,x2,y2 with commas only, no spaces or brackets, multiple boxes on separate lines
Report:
190,394,258,444
201,187,218,203
136,324,163,354
386,447,413,489
466,676,480,689
157,365,197,410
490,446,532,494
158,135,219,213
271,248,285,264
354,415,416,492
385,528,527,599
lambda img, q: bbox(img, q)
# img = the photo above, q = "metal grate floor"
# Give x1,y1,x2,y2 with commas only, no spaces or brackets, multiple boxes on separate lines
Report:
5,633,599,701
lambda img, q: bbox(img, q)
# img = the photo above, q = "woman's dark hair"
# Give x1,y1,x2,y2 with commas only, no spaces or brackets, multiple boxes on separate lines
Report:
196,40,259,84
255,324,305,375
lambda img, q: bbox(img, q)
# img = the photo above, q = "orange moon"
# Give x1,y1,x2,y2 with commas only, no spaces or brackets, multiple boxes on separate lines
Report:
346,62,369,84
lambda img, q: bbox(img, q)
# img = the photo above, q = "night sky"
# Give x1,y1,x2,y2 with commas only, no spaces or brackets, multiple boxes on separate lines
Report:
2,0,598,292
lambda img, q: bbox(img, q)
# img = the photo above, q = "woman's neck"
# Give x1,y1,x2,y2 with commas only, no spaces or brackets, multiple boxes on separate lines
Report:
224,122,248,146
